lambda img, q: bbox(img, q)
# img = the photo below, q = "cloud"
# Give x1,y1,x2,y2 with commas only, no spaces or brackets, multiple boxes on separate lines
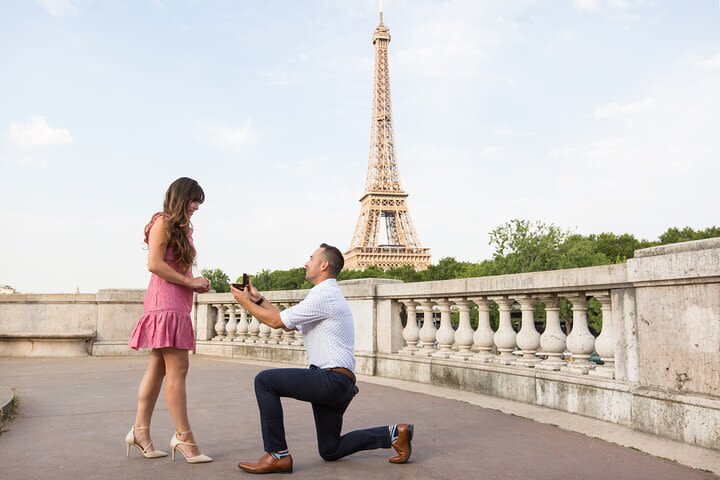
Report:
593,98,656,118
36,0,78,16
492,127,536,138
7,116,73,148
393,2,519,80
200,119,257,154
690,52,720,70
573,0,632,11
573,0,602,10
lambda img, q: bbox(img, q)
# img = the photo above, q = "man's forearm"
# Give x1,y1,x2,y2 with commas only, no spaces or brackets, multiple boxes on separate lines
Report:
244,299,290,331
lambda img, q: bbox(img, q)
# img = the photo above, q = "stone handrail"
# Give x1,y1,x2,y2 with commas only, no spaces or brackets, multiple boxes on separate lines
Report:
193,238,720,452
1,238,718,451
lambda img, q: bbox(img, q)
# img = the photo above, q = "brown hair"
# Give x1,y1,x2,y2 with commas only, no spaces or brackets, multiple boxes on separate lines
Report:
319,243,344,277
148,177,205,272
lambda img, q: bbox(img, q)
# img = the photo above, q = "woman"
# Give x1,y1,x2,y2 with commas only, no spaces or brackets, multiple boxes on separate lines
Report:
125,177,213,463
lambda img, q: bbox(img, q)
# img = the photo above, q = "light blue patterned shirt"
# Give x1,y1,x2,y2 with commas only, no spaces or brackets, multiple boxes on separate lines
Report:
280,278,355,372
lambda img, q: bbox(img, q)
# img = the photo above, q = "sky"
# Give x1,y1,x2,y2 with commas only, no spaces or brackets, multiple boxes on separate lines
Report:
1,0,719,293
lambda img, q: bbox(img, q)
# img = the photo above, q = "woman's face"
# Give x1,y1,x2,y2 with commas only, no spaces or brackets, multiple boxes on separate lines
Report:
188,200,200,218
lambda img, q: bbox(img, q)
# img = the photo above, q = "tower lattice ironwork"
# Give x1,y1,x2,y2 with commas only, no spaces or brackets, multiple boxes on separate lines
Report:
344,10,431,271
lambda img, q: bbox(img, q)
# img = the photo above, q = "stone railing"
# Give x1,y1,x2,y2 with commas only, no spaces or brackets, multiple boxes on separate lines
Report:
193,238,720,452
1,238,718,452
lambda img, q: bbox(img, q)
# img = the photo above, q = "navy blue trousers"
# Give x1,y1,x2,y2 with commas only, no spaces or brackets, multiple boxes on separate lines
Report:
253,366,392,461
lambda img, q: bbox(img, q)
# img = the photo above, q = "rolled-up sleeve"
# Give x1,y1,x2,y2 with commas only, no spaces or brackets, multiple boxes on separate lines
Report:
280,291,326,330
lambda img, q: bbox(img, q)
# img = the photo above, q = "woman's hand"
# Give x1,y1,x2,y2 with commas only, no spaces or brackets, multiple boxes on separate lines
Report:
188,276,211,293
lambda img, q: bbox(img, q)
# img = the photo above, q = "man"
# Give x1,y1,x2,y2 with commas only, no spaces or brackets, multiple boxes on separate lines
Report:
230,243,413,474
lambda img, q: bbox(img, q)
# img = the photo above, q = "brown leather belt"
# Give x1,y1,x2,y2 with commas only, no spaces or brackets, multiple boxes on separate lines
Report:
325,367,356,384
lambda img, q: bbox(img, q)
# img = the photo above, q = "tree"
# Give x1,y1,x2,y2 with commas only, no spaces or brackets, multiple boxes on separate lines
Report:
201,268,231,293
658,226,720,245
488,219,568,274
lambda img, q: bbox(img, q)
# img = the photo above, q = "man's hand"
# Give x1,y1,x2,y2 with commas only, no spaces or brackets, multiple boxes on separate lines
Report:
230,283,253,308
246,282,263,303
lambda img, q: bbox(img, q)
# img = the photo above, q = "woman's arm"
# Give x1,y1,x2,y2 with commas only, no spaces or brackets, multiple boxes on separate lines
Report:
147,215,209,292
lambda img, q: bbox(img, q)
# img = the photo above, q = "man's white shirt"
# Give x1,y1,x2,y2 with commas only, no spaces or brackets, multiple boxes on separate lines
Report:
280,278,355,372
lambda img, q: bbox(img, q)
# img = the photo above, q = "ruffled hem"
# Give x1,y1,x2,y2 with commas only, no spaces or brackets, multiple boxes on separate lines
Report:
128,309,195,350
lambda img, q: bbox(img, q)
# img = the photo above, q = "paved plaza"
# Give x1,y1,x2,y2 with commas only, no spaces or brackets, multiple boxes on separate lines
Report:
0,356,718,480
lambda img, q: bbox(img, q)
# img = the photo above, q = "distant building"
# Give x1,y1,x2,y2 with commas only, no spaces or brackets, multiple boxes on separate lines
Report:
0,285,16,294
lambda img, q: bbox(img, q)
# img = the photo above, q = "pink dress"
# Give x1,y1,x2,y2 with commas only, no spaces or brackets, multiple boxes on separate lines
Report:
128,213,196,350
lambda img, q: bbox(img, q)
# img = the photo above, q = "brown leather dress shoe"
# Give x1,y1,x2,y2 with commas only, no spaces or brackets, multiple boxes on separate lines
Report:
389,424,414,464
238,452,293,474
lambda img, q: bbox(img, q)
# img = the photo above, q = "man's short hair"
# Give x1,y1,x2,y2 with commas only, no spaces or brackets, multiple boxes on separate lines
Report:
319,243,344,277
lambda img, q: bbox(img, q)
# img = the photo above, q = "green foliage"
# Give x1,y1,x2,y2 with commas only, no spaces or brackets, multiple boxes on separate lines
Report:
225,222,719,292
201,268,230,293
246,268,311,291
658,226,720,245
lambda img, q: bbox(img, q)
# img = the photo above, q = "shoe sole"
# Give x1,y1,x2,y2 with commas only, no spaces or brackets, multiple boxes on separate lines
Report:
238,465,293,474
389,424,414,464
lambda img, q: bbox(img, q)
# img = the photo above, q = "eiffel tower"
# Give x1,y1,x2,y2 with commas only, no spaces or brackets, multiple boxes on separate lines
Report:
344,8,431,271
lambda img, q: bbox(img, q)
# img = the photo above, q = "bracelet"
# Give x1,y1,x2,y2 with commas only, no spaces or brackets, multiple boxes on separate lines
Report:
254,296,265,306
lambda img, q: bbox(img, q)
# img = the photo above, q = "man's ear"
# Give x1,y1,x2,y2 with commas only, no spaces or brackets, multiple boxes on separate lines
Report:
320,260,329,272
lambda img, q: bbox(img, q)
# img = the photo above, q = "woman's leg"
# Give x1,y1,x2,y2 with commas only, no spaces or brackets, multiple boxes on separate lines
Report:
132,349,166,451
161,347,201,457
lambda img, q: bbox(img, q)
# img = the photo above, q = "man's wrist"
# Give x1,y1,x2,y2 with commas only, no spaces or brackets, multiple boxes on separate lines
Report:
254,296,265,306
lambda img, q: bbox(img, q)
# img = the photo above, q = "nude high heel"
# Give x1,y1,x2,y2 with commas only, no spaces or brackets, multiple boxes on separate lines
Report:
170,430,213,464
125,425,168,459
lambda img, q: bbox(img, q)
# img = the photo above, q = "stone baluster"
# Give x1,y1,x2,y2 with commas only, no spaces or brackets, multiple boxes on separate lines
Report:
490,297,516,365
213,304,226,340
432,299,454,358
247,314,261,344
235,306,249,342
562,294,596,374
589,293,615,379
513,296,542,366
284,302,303,346
417,299,437,356
224,304,238,341
470,297,495,363
258,322,271,344
398,299,420,355
279,303,296,345
453,299,474,360
269,326,283,345
535,296,566,370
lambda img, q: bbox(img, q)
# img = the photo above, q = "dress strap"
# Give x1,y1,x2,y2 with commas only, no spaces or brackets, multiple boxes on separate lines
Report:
144,212,166,244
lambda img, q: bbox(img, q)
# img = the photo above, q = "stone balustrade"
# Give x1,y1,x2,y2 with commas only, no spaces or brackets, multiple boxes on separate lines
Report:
1,238,719,453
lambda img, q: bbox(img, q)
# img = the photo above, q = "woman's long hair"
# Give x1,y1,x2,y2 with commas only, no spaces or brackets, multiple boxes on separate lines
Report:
152,177,205,272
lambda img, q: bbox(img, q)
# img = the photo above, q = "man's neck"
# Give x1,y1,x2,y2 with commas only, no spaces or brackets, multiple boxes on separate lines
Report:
311,274,335,286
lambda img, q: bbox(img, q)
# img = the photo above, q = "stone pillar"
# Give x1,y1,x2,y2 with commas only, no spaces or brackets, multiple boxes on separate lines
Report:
453,299,474,360
247,314,260,344
535,296,566,370
417,299,437,356
562,294,596,374
258,322,271,344
589,293,615,379
491,297,516,365
224,305,237,341
269,327,283,345
470,297,495,363
513,296,541,366
399,299,420,355
432,299,454,358
279,304,295,345
236,307,249,342
213,304,226,340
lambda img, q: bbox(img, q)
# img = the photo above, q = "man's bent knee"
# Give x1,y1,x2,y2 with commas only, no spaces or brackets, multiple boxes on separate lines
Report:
319,446,342,462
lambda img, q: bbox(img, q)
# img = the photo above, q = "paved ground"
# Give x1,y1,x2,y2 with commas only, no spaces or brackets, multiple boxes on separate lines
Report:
0,356,718,480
